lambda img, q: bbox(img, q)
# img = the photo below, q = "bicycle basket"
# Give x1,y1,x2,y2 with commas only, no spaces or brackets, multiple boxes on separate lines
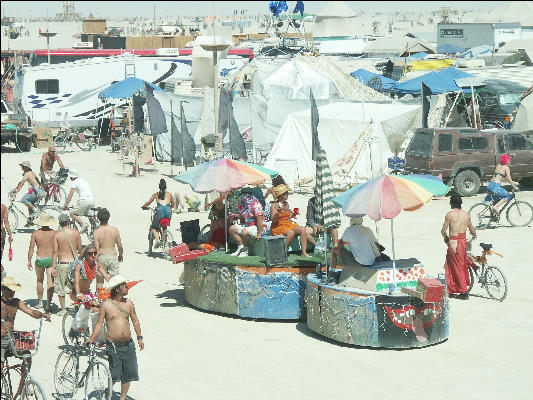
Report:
13,331,36,351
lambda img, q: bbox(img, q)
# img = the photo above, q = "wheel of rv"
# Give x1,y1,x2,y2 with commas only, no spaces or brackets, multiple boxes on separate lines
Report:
454,170,481,197
19,136,33,152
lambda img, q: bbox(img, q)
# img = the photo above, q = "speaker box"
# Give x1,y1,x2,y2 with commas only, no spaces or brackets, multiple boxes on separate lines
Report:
180,219,200,245
250,236,287,266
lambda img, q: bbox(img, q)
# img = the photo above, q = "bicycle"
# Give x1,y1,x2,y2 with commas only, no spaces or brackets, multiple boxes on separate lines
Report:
1,318,47,400
54,128,97,153
54,338,111,400
143,207,176,259
469,190,533,230
42,168,69,206
7,193,63,232
467,242,508,301
67,206,100,242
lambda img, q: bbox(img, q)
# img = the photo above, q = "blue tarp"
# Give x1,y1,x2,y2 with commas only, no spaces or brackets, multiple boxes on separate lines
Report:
436,44,465,54
349,68,399,91
409,52,428,59
98,77,163,99
393,67,474,94
459,45,492,58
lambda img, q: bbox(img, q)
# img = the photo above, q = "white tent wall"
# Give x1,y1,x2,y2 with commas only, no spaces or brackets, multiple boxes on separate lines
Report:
513,93,533,133
264,102,421,183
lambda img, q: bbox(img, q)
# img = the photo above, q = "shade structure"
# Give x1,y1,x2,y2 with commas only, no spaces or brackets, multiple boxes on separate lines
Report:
332,174,450,288
349,68,399,91
98,77,163,99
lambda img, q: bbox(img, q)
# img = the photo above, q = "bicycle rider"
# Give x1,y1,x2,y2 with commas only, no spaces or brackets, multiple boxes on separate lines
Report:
1,277,51,376
63,169,95,234
40,146,65,186
9,161,47,225
141,179,174,248
485,153,519,219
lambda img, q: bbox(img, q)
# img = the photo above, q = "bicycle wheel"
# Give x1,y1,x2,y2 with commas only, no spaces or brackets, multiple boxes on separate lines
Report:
8,207,19,231
468,202,492,230
506,200,533,227
148,230,154,256
1,372,11,399
466,266,475,294
62,308,89,347
54,349,78,398
85,361,112,400
162,230,176,260
484,266,508,302
74,134,93,151
22,378,46,399
44,185,67,206
54,136,67,154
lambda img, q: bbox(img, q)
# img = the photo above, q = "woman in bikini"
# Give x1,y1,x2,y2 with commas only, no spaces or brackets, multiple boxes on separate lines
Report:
270,184,312,257
71,243,105,304
485,153,519,216
141,179,175,247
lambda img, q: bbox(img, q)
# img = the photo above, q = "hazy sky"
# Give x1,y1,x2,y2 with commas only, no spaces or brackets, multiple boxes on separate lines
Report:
2,1,501,18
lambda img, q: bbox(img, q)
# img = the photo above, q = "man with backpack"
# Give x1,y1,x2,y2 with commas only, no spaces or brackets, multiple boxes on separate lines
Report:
50,214,82,316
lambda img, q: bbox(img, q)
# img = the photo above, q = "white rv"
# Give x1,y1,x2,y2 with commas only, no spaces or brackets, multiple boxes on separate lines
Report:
13,55,192,128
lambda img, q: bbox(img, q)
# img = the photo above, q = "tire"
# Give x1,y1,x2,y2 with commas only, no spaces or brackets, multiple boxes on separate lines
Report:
468,203,492,230
62,308,90,347
74,133,93,151
148,230,154,255
18,136,33,152
54,136,67,153
467,266,475,294
1,373,11,398
484,266,508,302
22,378,47,399
54,349,78,398
454,170,481,197
8,207,19,231
506,200,533,227
84,361,112,400
44,185,67,206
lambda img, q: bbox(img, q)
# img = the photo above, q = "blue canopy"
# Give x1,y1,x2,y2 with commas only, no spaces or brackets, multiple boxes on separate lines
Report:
393,67,474,95
459,45,492,59
409,52,428,59
349,68,398,91
98,77,163,100
436,44,465,54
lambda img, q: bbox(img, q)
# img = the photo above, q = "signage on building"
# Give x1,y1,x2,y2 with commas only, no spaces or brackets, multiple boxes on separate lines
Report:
439,28,464,38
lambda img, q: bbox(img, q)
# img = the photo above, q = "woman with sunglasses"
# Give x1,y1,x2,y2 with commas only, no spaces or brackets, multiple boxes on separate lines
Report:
70,243,107,304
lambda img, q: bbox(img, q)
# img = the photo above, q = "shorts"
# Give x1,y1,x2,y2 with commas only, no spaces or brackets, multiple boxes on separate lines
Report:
106,338,139,384
98,254,120,277
485,181,511,202
36,257,53,268
54,263,71,296
21,188,46,206
1,335,13,361
72,199,95,216
234,224,258,238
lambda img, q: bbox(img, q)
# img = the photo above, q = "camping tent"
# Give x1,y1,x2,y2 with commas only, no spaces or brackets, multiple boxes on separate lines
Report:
394,67,474,95
513,88,533,133
475,1,533,26
311,1,359,37
349,69,399,91
365,37,436,56
264,102,421,183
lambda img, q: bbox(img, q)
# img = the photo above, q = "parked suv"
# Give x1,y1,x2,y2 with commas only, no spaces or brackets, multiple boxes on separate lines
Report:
405,127,533,196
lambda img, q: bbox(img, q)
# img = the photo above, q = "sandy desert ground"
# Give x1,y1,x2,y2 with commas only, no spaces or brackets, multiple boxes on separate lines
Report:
1,143,532,400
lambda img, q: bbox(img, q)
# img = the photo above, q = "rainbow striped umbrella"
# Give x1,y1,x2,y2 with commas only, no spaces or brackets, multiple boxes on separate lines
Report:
332,174,450,289
173,158,270,194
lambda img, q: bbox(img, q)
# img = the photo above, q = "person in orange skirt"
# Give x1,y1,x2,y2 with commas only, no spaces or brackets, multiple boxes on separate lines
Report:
270,184,311,257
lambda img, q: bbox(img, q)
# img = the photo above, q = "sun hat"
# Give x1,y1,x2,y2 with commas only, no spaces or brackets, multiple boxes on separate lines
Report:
19,161,31,169
34,212,57,227
105,275,128,293
1,277,22,292
69,168,80,178
273,184,291,201
58,214,70,224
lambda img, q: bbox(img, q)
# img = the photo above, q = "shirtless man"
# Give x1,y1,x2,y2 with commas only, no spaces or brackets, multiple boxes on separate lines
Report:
27,212,57,311
441,193,477,299
1,277,51,382
89,276,143,400
40,146,64,185
1,203,13,279
9,161,46,221
94,208,123,289
51,214,82,315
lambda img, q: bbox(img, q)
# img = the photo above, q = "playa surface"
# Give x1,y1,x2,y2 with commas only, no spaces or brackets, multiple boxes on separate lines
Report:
1,144,532,399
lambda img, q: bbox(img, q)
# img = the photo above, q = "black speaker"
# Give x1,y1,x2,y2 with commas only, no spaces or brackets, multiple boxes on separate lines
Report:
180,219,200,244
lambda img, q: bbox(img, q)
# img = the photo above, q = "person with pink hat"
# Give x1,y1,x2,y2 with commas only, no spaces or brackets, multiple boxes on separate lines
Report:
485,153,519,219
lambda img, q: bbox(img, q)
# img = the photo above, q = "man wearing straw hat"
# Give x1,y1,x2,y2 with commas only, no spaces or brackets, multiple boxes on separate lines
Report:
27,212,57,311
89,275,143,400
1,277,51,364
